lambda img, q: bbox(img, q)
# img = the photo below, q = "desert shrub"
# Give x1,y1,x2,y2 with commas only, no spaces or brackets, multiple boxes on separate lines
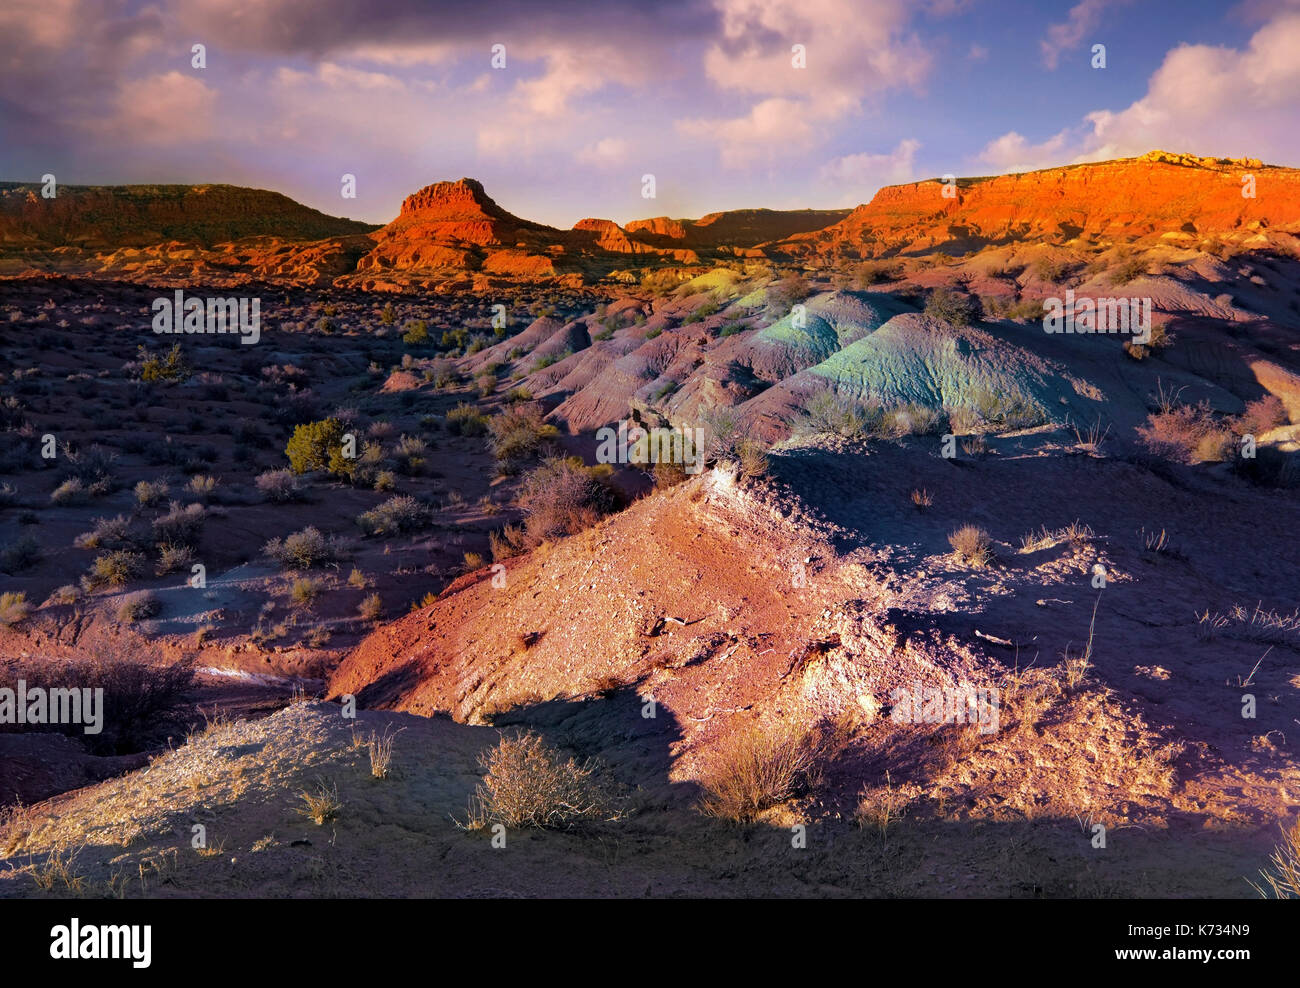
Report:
880,403,944,437
357,495,431,536
50,477,89,505
391,434,429,476
0,656,195,753
924,287,979,326
156,543,195,576
488,404,557,470
264,526,345,569
0,533,42,573
1031,255,1067,283
504,386,533,403
187,475,218,499
402,320,429,345
489,524,526,561
73,514,133,551
255,469,305,503
1235,395,1288,437
359,593,384,622
151,502,205,548
517,457,621,547
1110,252,1148,285
82,550,143,590
373,470,397,492
1137,400,1233,464
466,729,620,830
117,591,161,623
698,719,824,823
447,403,490,436
798,391,882,438
949,525,994,567
735,437,770,480
135,343,191,383
653,459,689,488
0,591,31,626
767,274,811,312
970,387,1046,430
1251,816,1300,899
289,577,323,607
683,298,721,324
284,418,348,475
134,478,170,507
852,260,901,288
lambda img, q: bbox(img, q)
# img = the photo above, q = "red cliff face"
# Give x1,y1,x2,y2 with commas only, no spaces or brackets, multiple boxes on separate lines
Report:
778,151,1300,259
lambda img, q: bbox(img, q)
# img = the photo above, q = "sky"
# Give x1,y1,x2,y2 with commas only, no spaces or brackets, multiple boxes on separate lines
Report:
2,0,1299,228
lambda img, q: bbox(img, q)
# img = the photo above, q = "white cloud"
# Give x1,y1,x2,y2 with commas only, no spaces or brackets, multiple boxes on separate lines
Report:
1041,0,1128,70
984,9,1300,171
819,138,921,188
681,0,930,165
576,137,630,167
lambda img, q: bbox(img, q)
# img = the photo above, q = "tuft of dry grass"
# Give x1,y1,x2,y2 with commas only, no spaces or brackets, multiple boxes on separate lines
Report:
698,718,824,823
855,771,914,834
297,779,343,825
365,725,404,779
463,729,620,830
910,488,933,510
949,525,994,567
1249,816,1300,898
32,847,88,894
0,590,31,626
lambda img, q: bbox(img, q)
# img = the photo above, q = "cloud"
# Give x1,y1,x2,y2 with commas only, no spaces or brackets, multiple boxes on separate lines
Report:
819,139,921,189
977,130,1075,172
105,72,218,144
984,9,1300,172
1041,0,1128,70
681,0,930,165
575,138,630,167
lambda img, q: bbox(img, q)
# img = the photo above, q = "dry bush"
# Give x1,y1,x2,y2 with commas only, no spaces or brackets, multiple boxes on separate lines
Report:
0,533,41,574
1250,816,1300,898
489,523,526,561
0,591,31,626
297,779,343,825
156,542,195,575
0,655,195,753
289,577,323,608
255,469,304,503
517,457,621,548
1234,394,1288,437
358,592,383,622
356,495,431,536
134,478,170,507
488,403,557,471
151,502,205,548
116,590,161,623
1137,400,1232,464
365,726,404,779
264,526,345,569
910,488,933,510
73,514,133,551
948,525,994,567
855,772,915,834
698,718,825,823
465,729,620,830
652,459,689,488
82,549,143,591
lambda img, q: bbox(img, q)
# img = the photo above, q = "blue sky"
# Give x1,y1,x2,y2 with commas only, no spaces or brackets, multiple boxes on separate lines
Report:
2,0,1297,227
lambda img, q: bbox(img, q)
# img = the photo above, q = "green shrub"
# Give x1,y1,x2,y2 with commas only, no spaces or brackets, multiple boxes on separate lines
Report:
285,418,349,476
357,495,431,536
447,403,490,436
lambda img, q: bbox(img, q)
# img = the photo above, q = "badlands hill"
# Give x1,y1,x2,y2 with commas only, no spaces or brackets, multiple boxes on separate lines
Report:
775,150,1300,260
